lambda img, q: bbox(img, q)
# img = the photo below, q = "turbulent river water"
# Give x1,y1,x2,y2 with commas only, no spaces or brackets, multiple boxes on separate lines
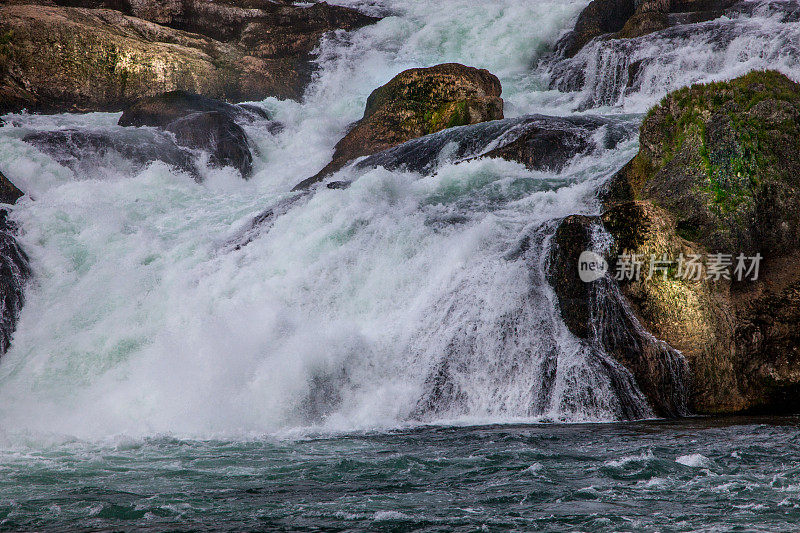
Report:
0,0,799,530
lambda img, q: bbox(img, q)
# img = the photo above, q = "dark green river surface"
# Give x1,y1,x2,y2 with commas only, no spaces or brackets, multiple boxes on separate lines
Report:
2,417,800,531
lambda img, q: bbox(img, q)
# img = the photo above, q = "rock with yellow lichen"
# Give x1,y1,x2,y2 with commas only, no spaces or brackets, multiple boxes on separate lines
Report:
293,63,504,190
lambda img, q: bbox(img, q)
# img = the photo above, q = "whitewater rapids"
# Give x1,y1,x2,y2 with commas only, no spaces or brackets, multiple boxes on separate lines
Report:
0,0,798,441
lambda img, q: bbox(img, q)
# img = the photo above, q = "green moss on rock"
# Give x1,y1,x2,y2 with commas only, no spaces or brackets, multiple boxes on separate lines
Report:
293,63,504,190
602,70,800,415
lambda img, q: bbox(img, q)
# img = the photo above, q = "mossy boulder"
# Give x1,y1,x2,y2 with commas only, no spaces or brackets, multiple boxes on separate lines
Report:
600,70,800,414
293,63,503,190
608,70,800,256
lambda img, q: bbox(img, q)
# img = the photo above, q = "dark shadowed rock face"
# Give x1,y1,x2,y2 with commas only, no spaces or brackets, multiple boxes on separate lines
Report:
547,214,691,418
293,63,504,190
0,170,23,206
0,209,29,356
118,91,267,128
0,2,379,113
0,171,29,357
116,91,264,178
166,112,252,178
572,70,800,416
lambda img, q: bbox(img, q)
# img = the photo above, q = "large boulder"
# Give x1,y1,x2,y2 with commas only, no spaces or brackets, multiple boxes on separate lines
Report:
293,63,504,190
547,214,691,417
593,70,800,415
0,2,378,113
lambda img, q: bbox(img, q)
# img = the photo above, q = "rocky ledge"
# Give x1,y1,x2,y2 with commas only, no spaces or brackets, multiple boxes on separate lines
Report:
555,0,740,58
0,1,379,113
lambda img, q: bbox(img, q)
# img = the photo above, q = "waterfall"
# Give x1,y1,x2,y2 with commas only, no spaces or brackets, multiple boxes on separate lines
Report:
0,0,798,440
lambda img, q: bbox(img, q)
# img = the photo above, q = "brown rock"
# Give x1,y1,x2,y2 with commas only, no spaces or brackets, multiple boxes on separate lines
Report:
555,0,635,58
600,70,800,415
293,63,503,190
556,0,739,58
0,2,379,113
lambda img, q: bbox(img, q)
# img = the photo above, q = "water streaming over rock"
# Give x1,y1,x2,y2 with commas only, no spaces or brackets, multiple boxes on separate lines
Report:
0,0,797,441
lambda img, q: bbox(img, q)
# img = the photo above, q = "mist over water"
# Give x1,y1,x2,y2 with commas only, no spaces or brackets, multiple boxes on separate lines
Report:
0,0,798,445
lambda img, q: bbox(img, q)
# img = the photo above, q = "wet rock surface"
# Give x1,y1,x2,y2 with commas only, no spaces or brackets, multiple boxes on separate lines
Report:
293,63,504,190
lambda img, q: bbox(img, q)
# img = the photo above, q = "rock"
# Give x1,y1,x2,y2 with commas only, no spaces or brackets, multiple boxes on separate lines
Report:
293,63,504,190
617,0,739,40
0,169,23,206
547,214,691,417
166,112,252,177
118,90,264,128
555,0,739,58
0,2,379,113
555,0,635,58
23,129,202,179
348,114,635,184
477,115,631,172
117,91,261,178
599,70,800,415
0,171,29,356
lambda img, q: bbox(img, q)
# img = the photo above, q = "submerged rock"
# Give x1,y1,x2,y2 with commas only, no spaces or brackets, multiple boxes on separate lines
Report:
352,115,635,178
296,114,634,190
551,71,800,416
166,112,252,178
0,2,379,113
23,129,201,179
293,63,504,190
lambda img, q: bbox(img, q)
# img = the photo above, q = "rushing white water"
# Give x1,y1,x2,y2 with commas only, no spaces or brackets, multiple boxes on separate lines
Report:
0,0,798,440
